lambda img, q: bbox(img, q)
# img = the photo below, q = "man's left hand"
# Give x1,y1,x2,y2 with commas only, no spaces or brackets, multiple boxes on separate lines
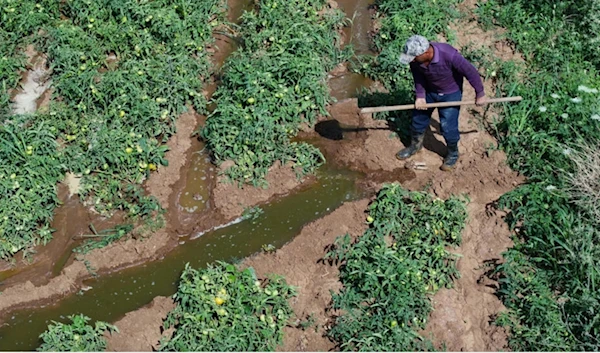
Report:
476,95,487,106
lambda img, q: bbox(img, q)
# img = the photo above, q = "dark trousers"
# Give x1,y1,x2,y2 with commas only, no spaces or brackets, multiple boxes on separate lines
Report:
412,90,462,145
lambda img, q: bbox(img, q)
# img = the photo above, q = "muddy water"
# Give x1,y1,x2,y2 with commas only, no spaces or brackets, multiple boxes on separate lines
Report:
0,166,362,351
0,185,122,287
329,0,375,101
174,0,250,217
11,51,51,115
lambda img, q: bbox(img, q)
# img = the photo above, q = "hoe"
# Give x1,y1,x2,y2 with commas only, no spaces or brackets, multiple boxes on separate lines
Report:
359,96,523,170
359,95,522,114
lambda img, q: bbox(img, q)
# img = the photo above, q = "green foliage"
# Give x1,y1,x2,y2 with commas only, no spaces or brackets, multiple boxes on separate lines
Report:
201,0,350,186
160,262,296,351
40,0,224,217
0,118,63,259
73,224,134,255
37,314,117,352
0,0,224,258
493,184,600,351
474,1,600,350
326,184,468,351
357,0,460,94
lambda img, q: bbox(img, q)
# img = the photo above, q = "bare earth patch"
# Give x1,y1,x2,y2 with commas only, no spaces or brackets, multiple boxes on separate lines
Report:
243,199,370,351
146,108,199,210
11,45,51,115
105,296,175,352
212,161,311,220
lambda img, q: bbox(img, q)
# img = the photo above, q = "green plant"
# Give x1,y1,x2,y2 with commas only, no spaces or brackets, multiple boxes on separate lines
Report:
242,206,264,221
159,262,296,351
0,118,63,259
326,184,468,351
296,313,316,331
73,224,134,255
201,0,351,186
37,314,117,352
473,1,600,349
0,0,225,259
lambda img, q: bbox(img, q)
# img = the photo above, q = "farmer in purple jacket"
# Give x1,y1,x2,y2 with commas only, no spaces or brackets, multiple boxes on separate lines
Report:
396,35,486,170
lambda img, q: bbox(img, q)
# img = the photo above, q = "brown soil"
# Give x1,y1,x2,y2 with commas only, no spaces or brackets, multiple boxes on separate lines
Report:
212,161,312,220
146,108,199,210
243,199,371,351
105,296,176,351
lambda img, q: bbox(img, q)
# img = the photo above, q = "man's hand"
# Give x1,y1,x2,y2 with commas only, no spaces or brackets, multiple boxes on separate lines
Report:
415,98,427,110
475,95,487,106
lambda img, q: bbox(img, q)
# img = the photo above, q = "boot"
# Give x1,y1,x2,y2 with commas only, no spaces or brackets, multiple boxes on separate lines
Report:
441,143,459,171
396,133,424,160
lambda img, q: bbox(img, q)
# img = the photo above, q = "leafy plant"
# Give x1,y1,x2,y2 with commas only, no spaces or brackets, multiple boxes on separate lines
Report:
159,262,296,351
73,224,134,255
0,0,225,258
0,118,63,259
474,0,600,350
327,184,468,351
37,314,117,352
201,0,351,186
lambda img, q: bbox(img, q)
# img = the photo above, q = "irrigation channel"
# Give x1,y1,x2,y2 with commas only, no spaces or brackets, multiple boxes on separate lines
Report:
0,0,379,350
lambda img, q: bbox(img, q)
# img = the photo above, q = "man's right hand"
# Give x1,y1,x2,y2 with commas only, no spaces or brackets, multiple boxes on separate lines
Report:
415,98,427,110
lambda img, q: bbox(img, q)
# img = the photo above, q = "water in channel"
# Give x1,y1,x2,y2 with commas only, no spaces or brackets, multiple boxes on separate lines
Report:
329,0,376,101
0,165,363,351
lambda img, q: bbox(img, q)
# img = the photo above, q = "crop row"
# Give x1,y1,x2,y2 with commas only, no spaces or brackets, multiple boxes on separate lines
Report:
326,184,468,350
34,262,294,351
0,0,224,259
472,0,600,350
201,0,350,186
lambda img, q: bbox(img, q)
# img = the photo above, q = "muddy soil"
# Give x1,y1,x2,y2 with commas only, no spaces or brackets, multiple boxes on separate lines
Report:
105,296,176,351
10,45,51,115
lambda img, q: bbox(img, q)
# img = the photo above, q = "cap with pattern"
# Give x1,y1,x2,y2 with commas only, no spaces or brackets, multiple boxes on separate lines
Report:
399,35,430,65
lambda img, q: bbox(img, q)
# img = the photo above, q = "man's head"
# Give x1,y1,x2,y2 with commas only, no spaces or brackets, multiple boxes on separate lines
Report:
399,35,432,65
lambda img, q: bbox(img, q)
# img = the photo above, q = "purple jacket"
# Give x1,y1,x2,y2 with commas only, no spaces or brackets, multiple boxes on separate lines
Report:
409,42,485,99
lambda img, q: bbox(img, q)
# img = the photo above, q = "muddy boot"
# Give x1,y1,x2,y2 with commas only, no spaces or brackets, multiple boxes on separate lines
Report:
441,143,459,171
396,133,424,160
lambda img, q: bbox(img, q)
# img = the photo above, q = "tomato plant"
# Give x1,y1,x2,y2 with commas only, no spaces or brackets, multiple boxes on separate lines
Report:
159,262,296,351
201,0,351,186
37,314,117,352
326,184,468,351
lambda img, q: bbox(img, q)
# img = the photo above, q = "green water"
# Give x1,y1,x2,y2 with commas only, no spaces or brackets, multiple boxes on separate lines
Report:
0,166,363,351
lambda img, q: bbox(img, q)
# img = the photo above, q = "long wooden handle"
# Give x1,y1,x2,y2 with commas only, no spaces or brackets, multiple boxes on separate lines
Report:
359,96,523,114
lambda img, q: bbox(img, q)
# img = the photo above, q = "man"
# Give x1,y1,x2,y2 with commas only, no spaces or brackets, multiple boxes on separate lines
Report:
396,35,486,171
